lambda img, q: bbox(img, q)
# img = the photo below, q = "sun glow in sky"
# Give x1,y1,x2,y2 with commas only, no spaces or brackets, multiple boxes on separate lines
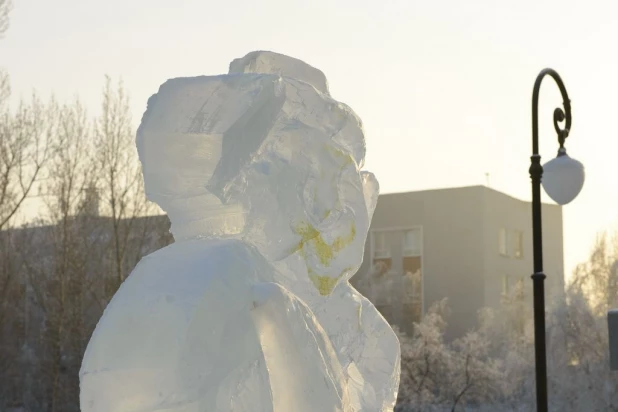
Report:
2,0,618,281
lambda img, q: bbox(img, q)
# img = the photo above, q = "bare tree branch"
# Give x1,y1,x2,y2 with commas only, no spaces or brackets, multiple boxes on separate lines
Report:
95,76,154,295
0,0,12,38
0,76,55,230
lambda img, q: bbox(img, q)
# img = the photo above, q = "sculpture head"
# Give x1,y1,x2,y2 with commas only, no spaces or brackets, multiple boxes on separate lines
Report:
137,51,379,295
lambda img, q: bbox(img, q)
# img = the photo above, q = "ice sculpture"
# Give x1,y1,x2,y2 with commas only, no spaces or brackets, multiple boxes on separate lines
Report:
79,51,400,412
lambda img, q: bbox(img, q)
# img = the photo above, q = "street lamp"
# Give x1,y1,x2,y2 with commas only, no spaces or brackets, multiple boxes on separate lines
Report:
529,68,585,412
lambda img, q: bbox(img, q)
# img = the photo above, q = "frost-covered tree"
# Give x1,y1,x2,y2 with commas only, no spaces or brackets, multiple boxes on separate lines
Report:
544,234,618,411
397,299,451,410
570,233,618,314
396,232,618,412
446,325,504,410
397,300,508,411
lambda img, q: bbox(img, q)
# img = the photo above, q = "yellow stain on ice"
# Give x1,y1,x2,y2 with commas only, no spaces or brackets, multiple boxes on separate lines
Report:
292,220,356,296
308,272,340,296
332,225,355,253
290,144,357,296
293,221,332,266
293,221,355,266
308,267,353,296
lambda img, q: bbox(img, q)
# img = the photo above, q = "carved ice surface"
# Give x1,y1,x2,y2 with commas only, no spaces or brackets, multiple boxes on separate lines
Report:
79,51,400,412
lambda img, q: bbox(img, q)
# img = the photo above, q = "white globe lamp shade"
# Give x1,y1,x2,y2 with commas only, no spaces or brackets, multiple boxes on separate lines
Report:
541,149,585,205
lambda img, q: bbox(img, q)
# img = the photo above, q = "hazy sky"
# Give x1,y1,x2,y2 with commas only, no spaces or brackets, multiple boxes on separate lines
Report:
2,0,618,279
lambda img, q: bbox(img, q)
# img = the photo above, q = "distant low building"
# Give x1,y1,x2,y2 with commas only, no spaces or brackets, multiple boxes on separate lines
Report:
351,185,564,340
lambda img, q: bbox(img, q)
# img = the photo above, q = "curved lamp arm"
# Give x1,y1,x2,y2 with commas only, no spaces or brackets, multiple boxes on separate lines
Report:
531,68,572,155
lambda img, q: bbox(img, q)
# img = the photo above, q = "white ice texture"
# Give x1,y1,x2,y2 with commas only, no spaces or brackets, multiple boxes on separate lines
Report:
79,51,401,412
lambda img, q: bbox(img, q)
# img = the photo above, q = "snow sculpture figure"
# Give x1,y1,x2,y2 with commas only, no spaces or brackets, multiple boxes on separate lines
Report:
79,51,400,412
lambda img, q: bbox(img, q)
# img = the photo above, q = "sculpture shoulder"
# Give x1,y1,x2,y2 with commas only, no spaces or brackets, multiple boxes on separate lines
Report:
83,239,278,378
130,238,274,285
102,238,276,317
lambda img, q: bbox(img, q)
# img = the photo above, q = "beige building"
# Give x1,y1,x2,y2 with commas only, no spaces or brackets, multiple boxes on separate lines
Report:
351,185,564,339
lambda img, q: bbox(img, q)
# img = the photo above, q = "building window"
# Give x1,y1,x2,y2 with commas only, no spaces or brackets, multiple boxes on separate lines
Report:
502,275,509,295
372,231,390,258
402,228,423,331
515,277,525,301
514,230,524,259
499,228,508,256
369,232,393,321
403,229,422,257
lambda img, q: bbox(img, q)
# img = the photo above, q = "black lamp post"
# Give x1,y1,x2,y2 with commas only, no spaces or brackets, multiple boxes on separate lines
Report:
529,68,585,412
